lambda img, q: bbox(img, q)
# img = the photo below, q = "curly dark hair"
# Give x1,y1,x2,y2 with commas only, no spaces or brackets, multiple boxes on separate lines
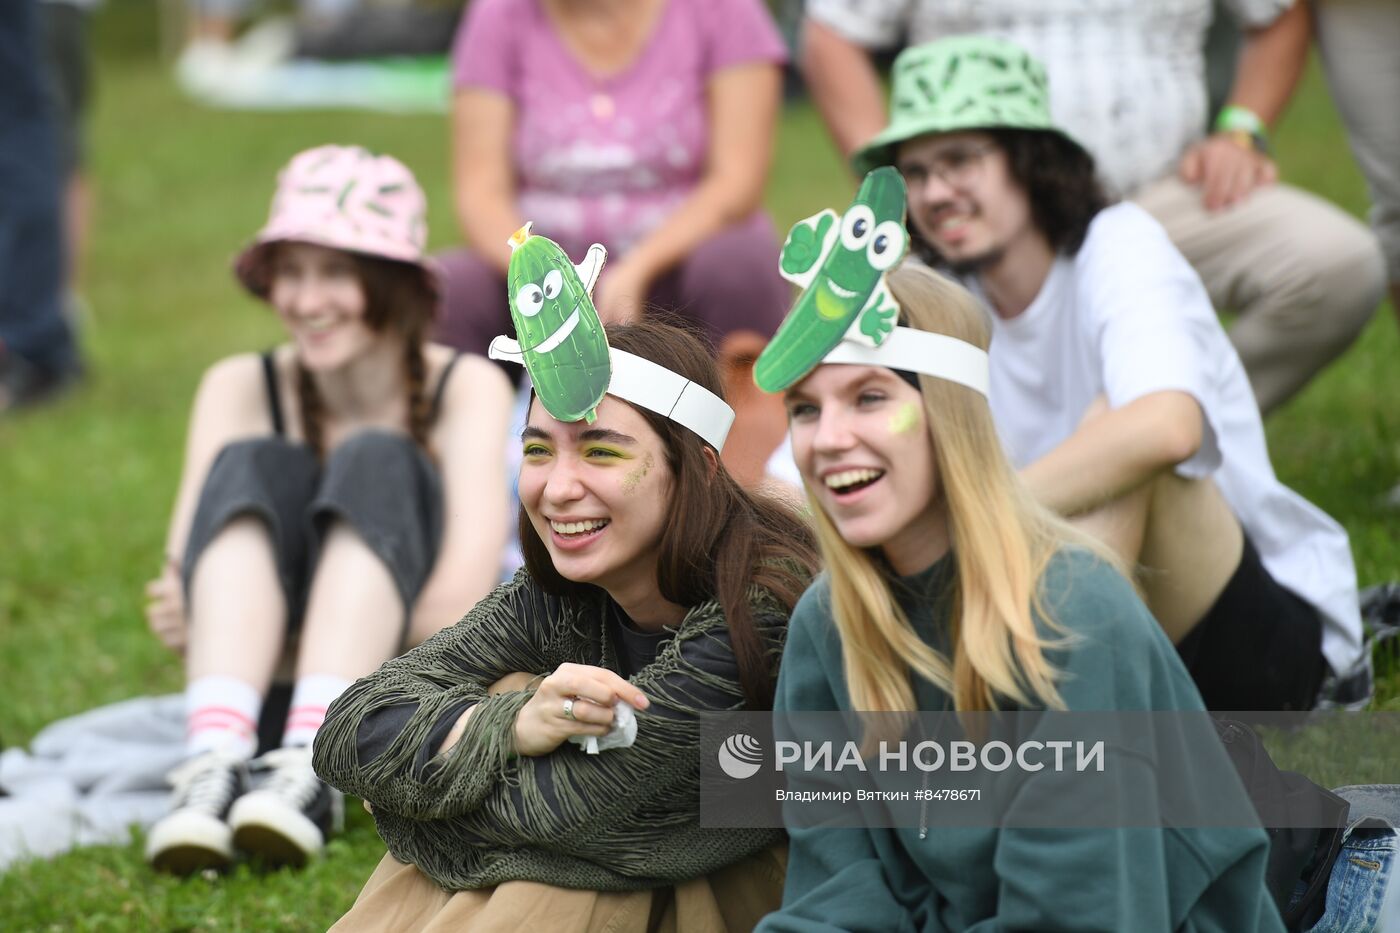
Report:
910,128,1111,266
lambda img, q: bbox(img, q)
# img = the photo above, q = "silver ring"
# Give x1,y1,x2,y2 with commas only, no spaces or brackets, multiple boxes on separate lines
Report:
562,698,576,721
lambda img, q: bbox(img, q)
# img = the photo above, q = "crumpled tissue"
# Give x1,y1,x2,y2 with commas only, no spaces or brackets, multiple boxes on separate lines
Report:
567,700,638,754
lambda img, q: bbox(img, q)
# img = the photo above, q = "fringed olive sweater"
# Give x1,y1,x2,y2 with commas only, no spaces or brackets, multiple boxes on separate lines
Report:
313,568,789,892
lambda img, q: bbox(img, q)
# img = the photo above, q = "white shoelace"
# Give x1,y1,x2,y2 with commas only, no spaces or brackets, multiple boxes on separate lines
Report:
167,752,241,815
254,746,321,810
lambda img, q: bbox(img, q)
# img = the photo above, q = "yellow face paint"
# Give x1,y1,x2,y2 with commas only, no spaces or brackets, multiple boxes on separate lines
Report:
621,451,654,495
888,401,921,435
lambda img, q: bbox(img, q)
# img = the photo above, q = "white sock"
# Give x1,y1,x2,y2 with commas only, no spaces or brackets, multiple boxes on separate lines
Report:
281,673,351,748
186,675,261,760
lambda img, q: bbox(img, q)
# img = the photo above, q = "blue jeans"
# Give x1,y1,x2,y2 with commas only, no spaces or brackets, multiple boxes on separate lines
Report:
0,0,74,374
1290,785,1400,933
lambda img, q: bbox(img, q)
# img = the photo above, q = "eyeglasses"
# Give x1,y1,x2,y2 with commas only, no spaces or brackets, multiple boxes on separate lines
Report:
898,142,997,190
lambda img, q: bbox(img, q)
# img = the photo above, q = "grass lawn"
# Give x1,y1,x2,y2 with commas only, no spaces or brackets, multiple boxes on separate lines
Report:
1,3,1397,929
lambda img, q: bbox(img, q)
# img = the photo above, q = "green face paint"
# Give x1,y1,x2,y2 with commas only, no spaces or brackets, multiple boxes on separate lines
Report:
621,451,654,496
507,226,611,424
754,167,910,393
888,401,921,435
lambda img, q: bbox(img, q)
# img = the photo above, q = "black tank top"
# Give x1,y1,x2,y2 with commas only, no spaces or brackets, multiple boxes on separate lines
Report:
259,351,462,439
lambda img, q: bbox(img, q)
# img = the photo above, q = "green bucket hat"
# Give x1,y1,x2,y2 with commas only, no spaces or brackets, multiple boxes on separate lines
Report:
853,35,1074,176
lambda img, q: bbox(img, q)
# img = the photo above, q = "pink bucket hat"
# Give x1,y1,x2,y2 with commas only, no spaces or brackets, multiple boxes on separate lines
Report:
234,144,438,300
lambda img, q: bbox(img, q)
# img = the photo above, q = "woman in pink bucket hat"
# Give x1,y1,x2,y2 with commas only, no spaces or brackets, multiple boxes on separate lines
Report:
142,144,514,874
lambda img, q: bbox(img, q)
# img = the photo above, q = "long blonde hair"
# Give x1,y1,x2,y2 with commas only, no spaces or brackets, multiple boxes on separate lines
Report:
809,264,1117,722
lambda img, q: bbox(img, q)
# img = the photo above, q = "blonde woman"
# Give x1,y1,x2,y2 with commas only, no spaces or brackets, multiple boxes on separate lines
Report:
756,263,1291,930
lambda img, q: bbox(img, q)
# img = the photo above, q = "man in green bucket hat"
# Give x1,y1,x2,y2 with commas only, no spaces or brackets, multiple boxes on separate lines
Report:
850,36,1372,718
851,35,1078,177
802,1,1385,418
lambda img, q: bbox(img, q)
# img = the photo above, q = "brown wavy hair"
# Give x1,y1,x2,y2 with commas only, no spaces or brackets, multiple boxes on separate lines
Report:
289,252,438,460
519,317,819,710
911,129,1110,267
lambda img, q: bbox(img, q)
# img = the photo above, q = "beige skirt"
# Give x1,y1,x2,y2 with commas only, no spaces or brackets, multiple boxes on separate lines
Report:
329,844,788,933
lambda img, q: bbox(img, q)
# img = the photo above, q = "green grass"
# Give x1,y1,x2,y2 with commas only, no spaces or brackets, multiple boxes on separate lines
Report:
1,2,1397,928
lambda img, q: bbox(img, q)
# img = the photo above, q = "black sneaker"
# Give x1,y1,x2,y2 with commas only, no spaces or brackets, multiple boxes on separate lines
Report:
229,745,343,868
146,751,248,874
1315,652,1375,712
1361,583,1400,663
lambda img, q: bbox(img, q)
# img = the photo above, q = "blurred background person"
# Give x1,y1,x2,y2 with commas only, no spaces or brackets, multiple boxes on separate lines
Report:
1312,0,1400,508
1313,0,1400,329
0,0,82,414
800,0,1387,416
174,0,467,98
434,0,792,484
40,0,98,321
176,0,357,91
143,145,513,875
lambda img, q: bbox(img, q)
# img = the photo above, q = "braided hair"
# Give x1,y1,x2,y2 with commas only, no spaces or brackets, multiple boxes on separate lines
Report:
292,252,438,460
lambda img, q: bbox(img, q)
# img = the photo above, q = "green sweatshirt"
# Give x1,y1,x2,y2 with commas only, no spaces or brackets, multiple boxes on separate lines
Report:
760,548,1285,933
313,569,790,892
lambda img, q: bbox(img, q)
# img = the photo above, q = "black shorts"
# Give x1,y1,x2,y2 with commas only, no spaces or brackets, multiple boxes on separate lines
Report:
1175,535,1327,711
181,431,443,642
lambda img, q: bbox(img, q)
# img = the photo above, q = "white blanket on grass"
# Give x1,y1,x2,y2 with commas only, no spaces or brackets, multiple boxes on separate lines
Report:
0,695,184,870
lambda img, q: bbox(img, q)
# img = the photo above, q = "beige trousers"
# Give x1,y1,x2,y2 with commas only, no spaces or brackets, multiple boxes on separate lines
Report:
328,844,788,933
1133,175,1385,414
1313,0,1400,286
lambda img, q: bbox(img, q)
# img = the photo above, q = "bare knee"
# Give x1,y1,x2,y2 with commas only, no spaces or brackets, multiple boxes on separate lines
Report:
1069,479,1152,565
1137,474,1244,641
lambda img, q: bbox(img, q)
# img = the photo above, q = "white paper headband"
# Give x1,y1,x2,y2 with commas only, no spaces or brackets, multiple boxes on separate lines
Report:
488,341,736,452
823,326,990,396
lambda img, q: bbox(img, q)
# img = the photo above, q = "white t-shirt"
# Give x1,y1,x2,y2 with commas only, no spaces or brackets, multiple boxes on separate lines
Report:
966,203,1363,676
808,0,1290,196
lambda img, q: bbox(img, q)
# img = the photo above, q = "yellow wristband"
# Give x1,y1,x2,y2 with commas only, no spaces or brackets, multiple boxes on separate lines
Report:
1222,129,1255,151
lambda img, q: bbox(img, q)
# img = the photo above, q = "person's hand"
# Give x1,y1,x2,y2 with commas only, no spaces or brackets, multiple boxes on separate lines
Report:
144,560,187,654
513,662,649,757
594,259,651,325
1178,134,1277,212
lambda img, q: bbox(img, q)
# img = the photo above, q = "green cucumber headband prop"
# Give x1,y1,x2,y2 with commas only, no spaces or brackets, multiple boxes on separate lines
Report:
754,167,989,397
488,224,735,451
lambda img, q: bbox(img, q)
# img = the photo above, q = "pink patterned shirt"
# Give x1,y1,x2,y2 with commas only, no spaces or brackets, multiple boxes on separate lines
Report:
452,0,787,258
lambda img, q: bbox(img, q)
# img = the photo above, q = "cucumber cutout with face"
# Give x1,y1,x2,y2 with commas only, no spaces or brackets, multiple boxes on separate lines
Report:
504,223,611,423
754,167,909,393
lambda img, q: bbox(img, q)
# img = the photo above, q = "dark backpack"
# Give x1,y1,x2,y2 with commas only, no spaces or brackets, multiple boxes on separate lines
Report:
1213,718,1349,932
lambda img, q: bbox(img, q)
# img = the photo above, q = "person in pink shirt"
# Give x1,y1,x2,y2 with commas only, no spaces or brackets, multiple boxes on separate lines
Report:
436,0,790,380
